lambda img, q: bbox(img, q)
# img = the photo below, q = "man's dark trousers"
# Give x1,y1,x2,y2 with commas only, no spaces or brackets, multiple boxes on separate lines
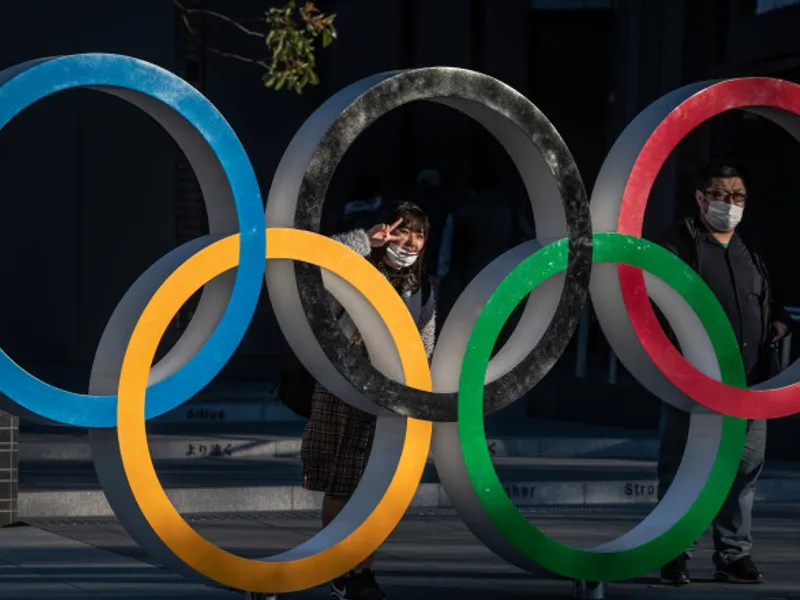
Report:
658,404,766,566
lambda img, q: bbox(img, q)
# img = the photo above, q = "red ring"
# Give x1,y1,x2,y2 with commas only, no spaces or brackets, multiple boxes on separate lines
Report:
618,77,800,419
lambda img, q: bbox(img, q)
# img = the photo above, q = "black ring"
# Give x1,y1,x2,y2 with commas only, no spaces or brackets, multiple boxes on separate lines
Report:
291,67,591,421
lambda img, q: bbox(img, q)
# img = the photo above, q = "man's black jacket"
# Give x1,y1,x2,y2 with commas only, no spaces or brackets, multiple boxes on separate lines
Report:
655,216,790,384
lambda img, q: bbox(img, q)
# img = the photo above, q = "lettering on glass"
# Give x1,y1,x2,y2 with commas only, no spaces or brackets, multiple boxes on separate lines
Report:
185,408,227,421
624,482,656,497
504,484,536,505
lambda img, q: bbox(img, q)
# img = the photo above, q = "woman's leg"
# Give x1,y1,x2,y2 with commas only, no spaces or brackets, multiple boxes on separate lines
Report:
322,493,347,526
322,493,375,570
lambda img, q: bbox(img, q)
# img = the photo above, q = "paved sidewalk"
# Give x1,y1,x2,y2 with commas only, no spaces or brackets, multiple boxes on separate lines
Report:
2,504,799,599
0,525,234,599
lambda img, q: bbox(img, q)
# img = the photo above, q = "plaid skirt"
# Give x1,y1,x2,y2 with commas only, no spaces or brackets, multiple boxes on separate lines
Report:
301,381,376,498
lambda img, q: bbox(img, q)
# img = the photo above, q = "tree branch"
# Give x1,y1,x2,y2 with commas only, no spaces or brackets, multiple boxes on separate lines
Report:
173,0,266,38
204,46,269,70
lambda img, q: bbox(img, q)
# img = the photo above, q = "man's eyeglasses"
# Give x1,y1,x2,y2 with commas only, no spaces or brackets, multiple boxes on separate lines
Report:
704,189,747,205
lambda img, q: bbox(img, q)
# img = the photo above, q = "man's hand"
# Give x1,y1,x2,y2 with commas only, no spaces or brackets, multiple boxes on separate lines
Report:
772,320,790,343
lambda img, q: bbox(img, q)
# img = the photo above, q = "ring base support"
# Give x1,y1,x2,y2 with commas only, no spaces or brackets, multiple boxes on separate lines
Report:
573,580,605,599
244,593,277,599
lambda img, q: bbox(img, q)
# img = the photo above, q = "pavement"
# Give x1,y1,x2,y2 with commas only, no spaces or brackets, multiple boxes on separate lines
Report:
8,415,800,597
4,504,800,599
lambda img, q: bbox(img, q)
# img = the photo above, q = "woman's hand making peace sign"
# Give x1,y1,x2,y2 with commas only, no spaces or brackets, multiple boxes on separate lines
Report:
367,218,405,248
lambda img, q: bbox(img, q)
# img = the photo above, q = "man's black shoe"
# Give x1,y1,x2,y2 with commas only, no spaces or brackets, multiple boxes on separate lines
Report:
660,554,690,585
329,569,386,600
713,556,764,583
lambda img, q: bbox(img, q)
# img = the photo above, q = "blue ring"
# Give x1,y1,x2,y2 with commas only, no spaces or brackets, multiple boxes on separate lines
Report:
0,54,264,427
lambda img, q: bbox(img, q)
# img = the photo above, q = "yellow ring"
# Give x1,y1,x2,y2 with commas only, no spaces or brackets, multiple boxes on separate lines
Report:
116,228,432,593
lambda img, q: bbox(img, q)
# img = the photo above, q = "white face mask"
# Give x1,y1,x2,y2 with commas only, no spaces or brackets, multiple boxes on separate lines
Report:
705,200,744,232
385,243,418,268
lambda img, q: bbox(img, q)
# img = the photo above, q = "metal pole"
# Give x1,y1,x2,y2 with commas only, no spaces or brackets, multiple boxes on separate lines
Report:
607,351,618,385
575,304,591,378
781,333,792,371
779,305,799,374
573,580,605,599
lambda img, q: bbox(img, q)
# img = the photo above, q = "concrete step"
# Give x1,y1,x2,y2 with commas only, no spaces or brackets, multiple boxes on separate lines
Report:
19,417,661,461
17,456,800,517
19,432,660,461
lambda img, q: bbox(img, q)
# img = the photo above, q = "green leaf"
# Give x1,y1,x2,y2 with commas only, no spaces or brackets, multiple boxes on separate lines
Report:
260,6,337,94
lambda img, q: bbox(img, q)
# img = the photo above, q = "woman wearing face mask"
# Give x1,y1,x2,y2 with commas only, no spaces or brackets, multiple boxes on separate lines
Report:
300,201,435,600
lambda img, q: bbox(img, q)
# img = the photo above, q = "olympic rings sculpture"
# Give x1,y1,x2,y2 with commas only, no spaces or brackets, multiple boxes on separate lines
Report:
0,53,797,594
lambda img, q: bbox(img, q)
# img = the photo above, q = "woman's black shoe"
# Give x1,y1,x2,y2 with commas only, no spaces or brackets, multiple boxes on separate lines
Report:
329,569,386,600
660,554,690,585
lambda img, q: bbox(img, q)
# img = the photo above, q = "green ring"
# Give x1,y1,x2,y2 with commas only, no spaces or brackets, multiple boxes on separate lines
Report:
457,232,747,581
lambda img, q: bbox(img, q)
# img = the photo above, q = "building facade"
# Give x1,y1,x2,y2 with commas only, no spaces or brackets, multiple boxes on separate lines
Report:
1,1,800,442
538,0,800,453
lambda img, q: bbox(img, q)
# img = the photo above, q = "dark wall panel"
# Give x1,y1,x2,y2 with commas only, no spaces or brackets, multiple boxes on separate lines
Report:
726,3,800,68
75,0,177,373
0,2,81,385
0,1,176,391
408,0,473,199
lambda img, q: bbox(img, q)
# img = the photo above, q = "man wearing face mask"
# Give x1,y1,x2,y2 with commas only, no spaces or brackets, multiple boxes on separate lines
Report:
656,164,791,586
